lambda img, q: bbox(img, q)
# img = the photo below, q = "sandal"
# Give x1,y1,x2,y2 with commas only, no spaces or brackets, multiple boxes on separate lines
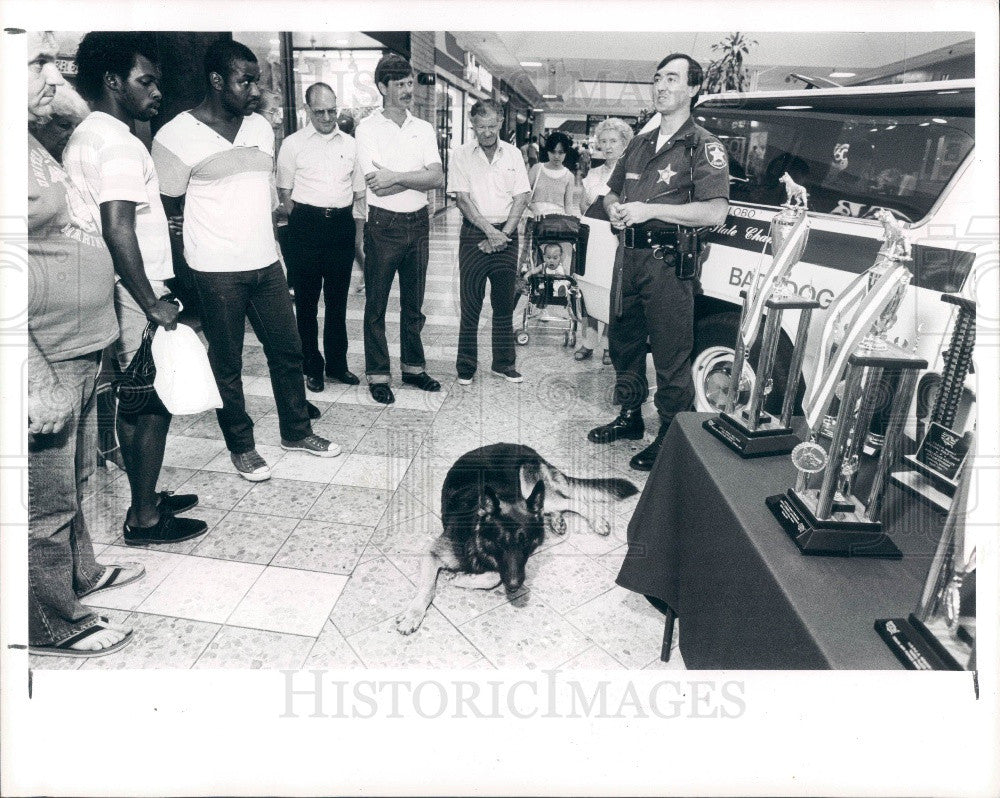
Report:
574,347,594,361
79,563,146,598
29,621,134,658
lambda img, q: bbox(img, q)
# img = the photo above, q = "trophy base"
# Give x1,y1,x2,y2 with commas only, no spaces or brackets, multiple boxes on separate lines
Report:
902,453,958,498
703,414,801,458
873,614,965,671
766,490,902,559
889,468,952,514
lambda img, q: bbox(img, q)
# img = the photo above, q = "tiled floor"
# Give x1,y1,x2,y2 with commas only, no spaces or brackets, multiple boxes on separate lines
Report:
32,208,685,672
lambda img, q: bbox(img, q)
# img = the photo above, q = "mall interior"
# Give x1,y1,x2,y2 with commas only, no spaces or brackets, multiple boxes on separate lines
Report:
28,29,983,672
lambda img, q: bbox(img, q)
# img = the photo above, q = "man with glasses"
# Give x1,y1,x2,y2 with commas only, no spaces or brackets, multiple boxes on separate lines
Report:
449,100,530,384
355,53,444,405
277,82,365,392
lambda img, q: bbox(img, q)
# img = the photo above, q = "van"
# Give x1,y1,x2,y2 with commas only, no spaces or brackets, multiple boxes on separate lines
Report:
577,79,983,436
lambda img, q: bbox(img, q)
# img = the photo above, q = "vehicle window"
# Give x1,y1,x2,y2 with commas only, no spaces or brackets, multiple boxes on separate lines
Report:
697,109,974,223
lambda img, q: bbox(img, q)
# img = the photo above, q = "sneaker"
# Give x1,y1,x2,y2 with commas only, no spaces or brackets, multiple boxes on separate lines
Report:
457,370,475,386
281,433,341,458
491,367,523,383
231,449,272,481
123,513,209,546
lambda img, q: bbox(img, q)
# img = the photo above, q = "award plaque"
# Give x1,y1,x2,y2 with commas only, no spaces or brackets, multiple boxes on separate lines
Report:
892,294,976,509
875,446,976,670
704,176,819,457
766,210,925,558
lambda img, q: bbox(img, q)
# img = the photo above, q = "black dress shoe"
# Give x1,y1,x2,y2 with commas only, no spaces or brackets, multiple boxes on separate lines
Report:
369,383,395,404
628,421,671,471
305,376,324,393
587,407,644,444
306,401,322,420
123,513,208,546
401,372,441,392
326,369,360,385
156,491,198,515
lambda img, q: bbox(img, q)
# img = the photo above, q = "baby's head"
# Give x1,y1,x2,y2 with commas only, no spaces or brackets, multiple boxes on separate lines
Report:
542,243,563,269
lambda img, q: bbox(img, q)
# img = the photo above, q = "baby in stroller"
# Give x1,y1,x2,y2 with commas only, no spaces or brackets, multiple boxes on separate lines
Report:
515,215,588,348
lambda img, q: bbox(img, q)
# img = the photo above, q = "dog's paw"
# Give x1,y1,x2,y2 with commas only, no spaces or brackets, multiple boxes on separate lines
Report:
598,518,612,536
395,606,426,635
546,513,568,536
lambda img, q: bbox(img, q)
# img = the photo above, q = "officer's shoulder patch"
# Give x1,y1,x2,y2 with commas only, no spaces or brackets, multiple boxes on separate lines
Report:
705,142,727,169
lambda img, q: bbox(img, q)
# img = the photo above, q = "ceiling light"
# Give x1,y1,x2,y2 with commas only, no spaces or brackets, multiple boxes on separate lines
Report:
932,118,948,124
918,122,931,127
521,61,543,67
828,71,856,78
776,105,812,110
937,89,960,94
542,94,558,99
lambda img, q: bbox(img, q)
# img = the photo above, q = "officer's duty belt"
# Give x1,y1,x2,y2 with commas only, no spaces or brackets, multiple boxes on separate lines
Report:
621,224,682,250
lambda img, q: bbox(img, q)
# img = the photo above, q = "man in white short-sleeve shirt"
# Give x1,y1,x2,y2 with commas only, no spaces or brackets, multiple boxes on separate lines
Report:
152,39,338,483
276,82,365,393
447,99,531,384
65,31,208,547
354,53,444,405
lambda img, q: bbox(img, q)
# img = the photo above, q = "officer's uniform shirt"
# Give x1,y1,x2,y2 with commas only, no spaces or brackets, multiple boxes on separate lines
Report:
606,116,730,214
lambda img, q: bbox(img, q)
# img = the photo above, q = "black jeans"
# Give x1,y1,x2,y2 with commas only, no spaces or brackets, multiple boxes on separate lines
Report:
362,206,429,380
193,262,312,453
457,221,518,374
286,204,355,379
608,247,695,421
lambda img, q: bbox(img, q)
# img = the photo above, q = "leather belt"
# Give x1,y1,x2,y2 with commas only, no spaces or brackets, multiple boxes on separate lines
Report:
297,203,352,218
621,224,682,249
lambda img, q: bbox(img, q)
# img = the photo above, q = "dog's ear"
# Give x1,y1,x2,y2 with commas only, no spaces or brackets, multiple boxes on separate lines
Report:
526,479,545,514
519,463,543,501
477,485,500,518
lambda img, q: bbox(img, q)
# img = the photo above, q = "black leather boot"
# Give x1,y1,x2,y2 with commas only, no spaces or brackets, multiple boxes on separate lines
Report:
629,419,672,471
588,407,644,444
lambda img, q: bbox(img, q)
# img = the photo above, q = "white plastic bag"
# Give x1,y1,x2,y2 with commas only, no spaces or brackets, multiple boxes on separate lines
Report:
151,323,222,415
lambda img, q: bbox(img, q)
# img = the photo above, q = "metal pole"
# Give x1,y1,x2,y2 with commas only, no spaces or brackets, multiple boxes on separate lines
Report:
816,362,864,519
780,307,813,428
745,309,782,429
841,366,884,500
725,302,751,415
866,368,919,521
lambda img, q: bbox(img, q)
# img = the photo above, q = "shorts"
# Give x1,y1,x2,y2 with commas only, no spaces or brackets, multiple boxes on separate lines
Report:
114,279,168,371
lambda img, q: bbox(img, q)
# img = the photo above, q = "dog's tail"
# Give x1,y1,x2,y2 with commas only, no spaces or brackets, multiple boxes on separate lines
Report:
528,460,638,504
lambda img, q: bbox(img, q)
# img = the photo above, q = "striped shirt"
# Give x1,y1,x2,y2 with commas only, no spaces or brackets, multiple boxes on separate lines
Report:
64,111,174,281
152,111,279,272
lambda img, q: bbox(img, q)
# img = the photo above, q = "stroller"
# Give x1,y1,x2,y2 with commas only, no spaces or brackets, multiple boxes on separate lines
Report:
516,214,590,348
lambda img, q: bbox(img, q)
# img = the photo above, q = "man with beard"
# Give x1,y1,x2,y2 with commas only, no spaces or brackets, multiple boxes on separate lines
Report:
153,39,338,483
65,31,208,544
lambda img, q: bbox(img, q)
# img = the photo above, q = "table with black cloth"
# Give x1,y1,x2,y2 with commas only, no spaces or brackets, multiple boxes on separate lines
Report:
615,412,945,669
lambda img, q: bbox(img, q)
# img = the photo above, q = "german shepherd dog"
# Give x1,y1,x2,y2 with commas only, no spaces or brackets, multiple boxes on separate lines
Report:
396,443,639,634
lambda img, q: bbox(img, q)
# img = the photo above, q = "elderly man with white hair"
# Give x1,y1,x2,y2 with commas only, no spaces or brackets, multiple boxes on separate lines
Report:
27,32,143,658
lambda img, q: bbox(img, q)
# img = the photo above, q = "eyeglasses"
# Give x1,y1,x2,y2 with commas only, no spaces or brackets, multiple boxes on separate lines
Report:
309,107,338,118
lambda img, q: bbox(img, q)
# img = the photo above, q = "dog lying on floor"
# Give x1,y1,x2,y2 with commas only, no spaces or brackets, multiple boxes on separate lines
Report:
396,443,639,634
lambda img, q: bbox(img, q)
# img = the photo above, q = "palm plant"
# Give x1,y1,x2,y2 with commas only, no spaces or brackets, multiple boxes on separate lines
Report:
704,32,758,94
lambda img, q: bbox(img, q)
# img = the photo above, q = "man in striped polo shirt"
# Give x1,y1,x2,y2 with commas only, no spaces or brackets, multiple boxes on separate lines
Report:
153,39,338,482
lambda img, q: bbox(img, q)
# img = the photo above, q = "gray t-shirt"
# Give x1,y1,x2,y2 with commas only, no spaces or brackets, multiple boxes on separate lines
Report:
28,134,118,361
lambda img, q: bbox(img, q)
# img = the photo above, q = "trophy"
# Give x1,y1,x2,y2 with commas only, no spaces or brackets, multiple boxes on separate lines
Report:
704,173,820,457
766,211,926,558
891,294,976,510
875,442,976,670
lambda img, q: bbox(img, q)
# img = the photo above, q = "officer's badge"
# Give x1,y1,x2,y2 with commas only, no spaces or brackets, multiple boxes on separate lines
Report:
657,164,676,185
705,142,727,169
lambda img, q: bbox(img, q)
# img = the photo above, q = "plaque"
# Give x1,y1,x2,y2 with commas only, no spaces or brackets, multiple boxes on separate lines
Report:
704,176,818,458
893,293,976,507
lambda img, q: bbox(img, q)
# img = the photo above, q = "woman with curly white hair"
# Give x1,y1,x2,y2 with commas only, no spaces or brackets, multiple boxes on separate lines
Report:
576,117,634,361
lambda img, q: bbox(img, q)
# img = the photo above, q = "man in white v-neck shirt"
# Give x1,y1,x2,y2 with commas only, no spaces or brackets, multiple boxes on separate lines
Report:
153,39,338,482
277,82,365,393
355,53,445,405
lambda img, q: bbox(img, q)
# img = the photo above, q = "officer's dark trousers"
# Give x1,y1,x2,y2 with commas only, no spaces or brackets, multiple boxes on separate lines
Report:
608,247,695,421
363,206,430,381
456,221,519,375
286,204,356,380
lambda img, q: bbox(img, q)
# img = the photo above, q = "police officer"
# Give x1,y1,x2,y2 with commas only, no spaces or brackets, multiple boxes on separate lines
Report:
587,53,730,471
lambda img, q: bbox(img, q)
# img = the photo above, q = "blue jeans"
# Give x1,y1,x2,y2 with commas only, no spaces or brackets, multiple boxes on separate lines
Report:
192,262,312,453
362,206,430,381
28,353,106,646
